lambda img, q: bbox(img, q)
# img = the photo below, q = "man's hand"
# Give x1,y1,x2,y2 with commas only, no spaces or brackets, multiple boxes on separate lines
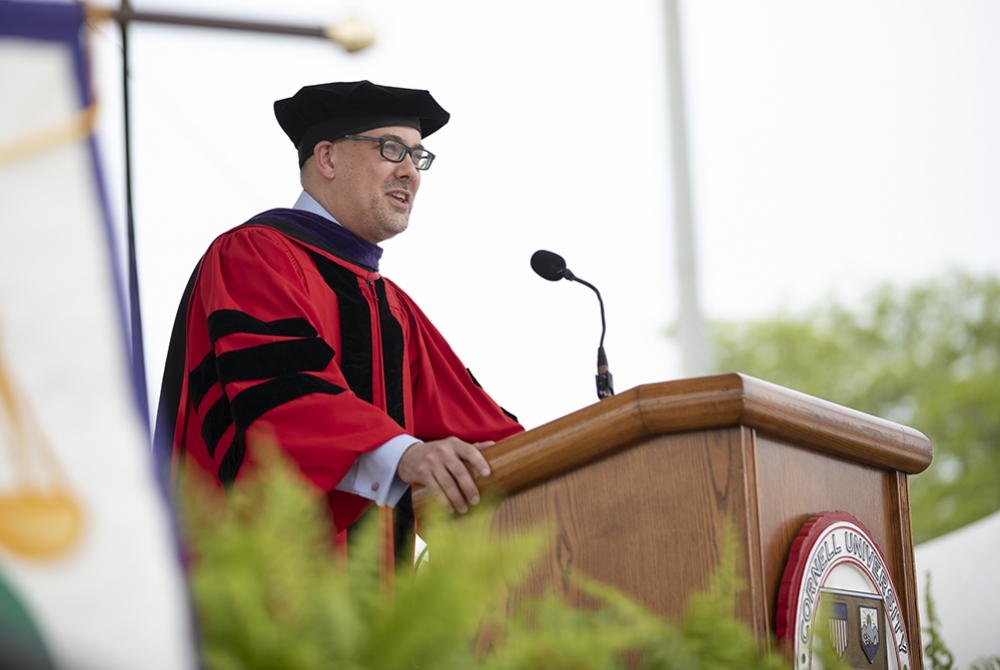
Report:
397,437,494,514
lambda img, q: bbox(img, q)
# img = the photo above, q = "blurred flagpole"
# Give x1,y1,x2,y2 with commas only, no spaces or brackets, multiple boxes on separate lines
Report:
118,0,149,428
663,0,709,377
88,4,377,51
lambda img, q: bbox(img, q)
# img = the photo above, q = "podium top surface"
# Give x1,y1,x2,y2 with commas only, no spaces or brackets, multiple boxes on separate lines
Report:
413,373,933,512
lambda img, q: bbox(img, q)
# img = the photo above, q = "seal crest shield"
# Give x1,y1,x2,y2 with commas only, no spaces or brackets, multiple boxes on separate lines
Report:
860,605,880,663
830,601,849,657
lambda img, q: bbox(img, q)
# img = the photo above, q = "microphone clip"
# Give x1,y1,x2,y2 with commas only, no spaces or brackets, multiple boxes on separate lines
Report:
596,346,614,399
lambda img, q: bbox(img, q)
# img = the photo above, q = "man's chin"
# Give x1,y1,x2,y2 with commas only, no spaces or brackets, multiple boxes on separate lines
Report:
373,216,409,243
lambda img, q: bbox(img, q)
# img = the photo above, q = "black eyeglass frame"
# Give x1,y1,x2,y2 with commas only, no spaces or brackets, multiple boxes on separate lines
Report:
343,134,436,170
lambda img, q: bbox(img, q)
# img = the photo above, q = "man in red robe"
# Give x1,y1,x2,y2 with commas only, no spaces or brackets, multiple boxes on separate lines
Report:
155,81,522,563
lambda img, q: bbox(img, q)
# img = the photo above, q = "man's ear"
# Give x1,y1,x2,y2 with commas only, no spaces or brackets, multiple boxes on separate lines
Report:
312,141,337,180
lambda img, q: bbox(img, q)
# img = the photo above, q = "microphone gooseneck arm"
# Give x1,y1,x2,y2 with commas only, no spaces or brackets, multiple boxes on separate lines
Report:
566,274,614,399
565,274,605,350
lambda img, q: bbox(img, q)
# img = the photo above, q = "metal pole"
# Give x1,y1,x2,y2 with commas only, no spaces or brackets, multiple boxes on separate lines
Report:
87,6,375,51
663,0,709,377
117,0,150,428
113,7,325,38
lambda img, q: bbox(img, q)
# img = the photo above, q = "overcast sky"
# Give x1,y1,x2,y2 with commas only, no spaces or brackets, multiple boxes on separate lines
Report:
87,0,1000,430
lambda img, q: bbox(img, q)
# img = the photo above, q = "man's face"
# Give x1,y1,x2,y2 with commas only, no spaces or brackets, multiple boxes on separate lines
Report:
329,125,423,245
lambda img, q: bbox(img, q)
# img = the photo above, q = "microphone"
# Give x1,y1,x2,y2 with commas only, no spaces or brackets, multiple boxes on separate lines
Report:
530,249,575,282
530,250,614,400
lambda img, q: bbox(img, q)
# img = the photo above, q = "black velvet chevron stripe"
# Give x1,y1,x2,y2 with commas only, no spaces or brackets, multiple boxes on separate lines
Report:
375,279,406,429
307,251,374,403
218,434,246,492
202,394,233,459
189,351,217,408
216,338,334,386
193,309,335,467
195,338,333,413
230,373,346,435
207,310,317,345
217,373,347,486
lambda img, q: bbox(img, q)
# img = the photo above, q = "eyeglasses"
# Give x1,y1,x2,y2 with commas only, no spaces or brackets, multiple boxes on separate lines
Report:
343,134,436,170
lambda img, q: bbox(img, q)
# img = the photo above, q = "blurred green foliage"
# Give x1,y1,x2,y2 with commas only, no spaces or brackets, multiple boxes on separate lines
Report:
709,272,1000,543
178,442,792,670
923,574,955,670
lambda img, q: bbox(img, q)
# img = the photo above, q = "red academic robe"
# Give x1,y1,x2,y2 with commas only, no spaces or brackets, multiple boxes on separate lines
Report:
166,218,522,534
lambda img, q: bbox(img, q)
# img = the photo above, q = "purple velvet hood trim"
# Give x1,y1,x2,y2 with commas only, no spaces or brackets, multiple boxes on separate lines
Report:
250,208,383,271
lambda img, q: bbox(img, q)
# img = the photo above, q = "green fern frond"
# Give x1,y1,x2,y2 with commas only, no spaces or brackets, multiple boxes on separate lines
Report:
178,440,879,670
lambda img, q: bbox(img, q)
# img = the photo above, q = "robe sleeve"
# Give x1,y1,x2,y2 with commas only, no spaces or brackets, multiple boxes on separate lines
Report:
389,282,524,444
184,227,407,495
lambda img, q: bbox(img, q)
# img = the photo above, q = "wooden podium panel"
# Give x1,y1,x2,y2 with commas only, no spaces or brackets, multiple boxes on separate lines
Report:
490,426,769,636
412,374,931,666
753,435,919,648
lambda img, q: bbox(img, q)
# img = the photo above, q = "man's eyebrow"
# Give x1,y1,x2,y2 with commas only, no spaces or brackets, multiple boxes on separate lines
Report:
377,132,425,150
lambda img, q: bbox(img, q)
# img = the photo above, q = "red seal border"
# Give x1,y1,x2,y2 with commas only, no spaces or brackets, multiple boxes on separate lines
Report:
775,510,859,642
775,510,910,667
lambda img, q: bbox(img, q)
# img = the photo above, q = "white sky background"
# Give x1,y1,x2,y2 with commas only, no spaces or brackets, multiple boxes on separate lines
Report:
86,0,1000,432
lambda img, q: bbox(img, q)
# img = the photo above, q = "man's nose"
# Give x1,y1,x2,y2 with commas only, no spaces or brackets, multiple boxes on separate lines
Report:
395,154,419,179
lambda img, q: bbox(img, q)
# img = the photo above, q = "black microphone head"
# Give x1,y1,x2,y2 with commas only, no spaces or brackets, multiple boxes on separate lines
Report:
531,249,567,282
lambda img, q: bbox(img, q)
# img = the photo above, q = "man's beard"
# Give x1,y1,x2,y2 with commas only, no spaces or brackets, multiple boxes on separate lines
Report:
372,203,410,239
369,180,413,240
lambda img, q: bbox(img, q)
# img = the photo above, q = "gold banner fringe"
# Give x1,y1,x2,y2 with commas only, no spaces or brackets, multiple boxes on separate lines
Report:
0,104,98,170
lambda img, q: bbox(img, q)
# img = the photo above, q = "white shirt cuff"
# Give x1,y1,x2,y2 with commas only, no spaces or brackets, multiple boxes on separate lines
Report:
334,434,419,507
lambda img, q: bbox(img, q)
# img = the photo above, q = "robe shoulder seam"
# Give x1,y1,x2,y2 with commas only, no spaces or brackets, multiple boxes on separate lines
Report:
224,224,309,286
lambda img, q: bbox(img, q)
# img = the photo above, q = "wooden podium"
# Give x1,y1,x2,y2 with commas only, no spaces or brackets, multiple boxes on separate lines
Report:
413,373,932,663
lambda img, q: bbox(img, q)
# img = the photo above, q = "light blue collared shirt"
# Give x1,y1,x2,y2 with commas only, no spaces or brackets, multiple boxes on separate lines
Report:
293,190,341,223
